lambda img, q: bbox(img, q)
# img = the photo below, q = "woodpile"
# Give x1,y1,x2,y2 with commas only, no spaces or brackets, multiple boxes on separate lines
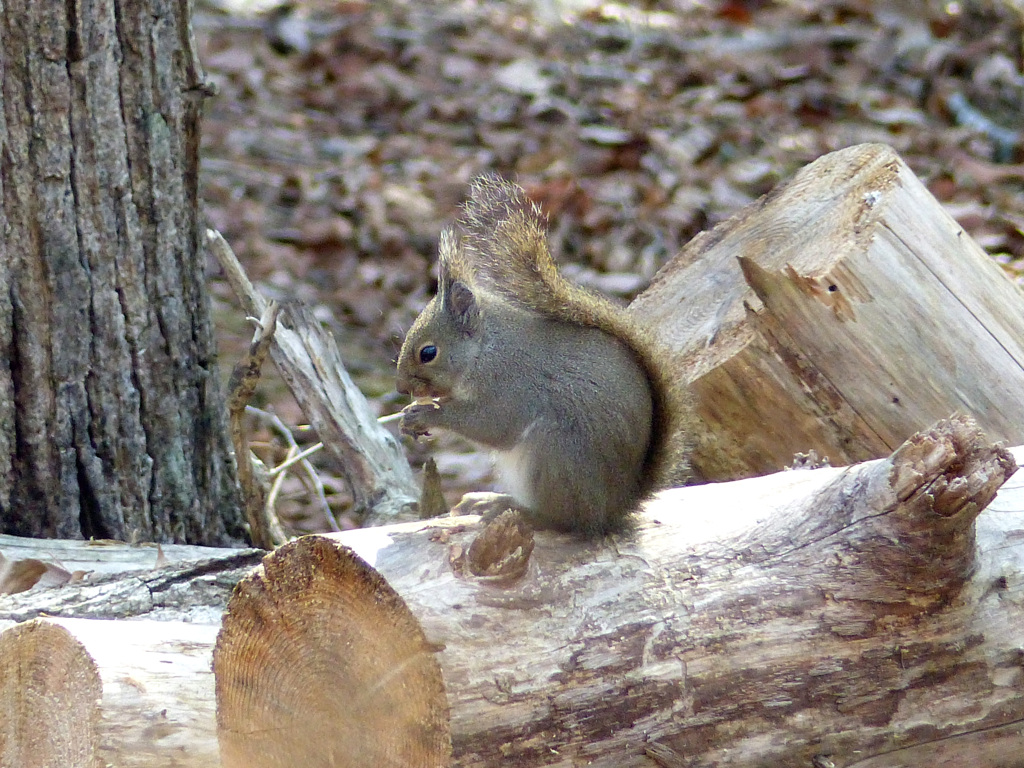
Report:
3,145,1024,767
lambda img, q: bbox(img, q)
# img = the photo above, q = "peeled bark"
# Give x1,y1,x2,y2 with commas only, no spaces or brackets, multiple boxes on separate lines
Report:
0,0,242,542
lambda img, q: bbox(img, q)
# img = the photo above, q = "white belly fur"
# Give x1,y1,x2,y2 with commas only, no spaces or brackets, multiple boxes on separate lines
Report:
492,431,536,511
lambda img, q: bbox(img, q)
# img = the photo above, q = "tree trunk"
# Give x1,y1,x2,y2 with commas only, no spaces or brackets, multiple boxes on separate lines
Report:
630,143,1024,483
0,0,243,543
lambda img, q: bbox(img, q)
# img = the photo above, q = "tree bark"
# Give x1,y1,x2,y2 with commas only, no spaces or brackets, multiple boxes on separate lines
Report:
0,540,262,623
0,0,243,542
629,143,1024,482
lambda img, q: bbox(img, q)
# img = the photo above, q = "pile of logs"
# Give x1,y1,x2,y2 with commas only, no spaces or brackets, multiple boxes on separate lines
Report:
3,144,1024,767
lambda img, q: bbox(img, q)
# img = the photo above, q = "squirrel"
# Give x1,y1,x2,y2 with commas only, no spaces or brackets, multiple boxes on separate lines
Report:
396,175,694,537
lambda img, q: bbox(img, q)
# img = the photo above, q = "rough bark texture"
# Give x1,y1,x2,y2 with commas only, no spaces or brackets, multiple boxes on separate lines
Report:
0,0,243,542
629,143,1024,482
0,535,261,623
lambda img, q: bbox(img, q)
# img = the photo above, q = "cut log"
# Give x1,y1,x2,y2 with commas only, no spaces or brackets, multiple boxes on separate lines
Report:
0,418,1021,766
630,142,1024,481
0,533,250,581
288,416,1023,768
0,617,222,767
0,542,256,765
0,620,101,768
214,537,451,768
0,535,262,622
200,416,1019,768
6,140,1024,765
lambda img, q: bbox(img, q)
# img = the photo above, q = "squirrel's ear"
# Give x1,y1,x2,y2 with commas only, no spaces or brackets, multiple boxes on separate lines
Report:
446,280,479,333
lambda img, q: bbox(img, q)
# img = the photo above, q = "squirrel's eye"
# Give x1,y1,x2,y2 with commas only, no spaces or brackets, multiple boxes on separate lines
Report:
419,344,438,363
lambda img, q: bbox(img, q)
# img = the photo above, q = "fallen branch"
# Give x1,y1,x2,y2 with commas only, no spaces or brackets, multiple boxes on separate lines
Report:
206,229,418,525
226,300,285,549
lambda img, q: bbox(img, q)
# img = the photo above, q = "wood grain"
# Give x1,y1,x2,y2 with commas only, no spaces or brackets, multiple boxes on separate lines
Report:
631,143,1024,481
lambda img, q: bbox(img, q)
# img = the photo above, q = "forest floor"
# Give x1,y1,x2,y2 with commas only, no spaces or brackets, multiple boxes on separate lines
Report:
193,0,1024,534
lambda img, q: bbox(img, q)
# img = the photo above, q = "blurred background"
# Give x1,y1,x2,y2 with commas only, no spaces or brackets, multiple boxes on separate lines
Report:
195,0,1024,533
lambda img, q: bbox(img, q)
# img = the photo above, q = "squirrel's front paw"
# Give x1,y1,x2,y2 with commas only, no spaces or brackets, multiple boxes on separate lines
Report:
452,492,521,522
400,399,443,438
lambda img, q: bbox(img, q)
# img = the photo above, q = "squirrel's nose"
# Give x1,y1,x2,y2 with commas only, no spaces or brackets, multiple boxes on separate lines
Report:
396,372,419,397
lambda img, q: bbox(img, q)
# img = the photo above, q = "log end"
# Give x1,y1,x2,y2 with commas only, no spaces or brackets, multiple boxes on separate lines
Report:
214,535,451,768
0,619,102,767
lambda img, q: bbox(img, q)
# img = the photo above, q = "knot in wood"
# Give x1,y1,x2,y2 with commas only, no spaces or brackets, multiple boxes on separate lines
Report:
466,510,535,581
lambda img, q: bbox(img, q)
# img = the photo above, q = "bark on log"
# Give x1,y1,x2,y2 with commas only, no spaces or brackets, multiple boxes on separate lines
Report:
284,416,1022,768
0,0,242,543
6,418,1017,766
0,540,258,767
629,143,1024,482
0,535,261,622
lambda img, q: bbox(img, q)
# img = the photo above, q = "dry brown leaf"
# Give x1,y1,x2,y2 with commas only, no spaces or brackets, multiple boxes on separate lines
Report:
0,556,48,595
